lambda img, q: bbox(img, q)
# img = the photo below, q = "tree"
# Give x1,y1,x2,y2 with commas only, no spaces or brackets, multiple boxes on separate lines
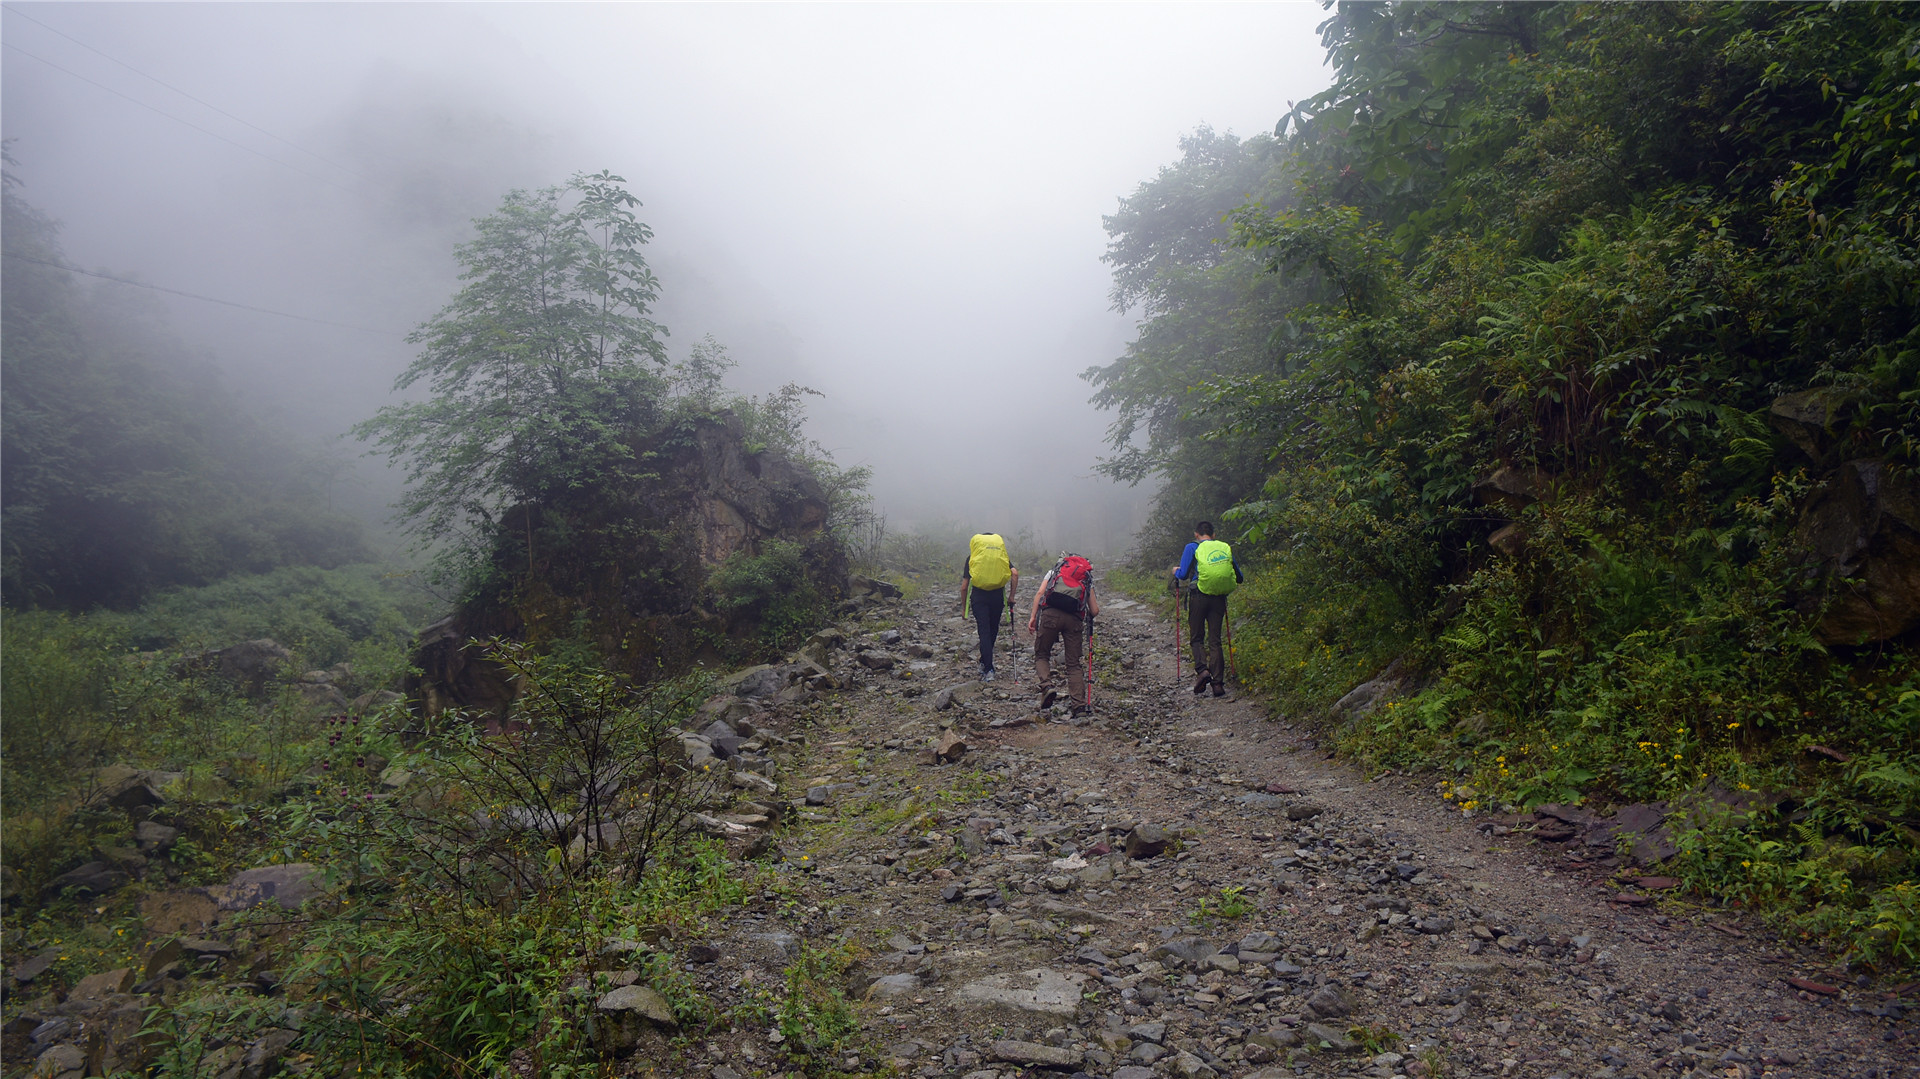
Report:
2,161,366,609
355,172,669,580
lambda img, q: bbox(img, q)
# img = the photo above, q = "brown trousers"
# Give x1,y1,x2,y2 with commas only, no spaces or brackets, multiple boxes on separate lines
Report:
1033,606,1085,704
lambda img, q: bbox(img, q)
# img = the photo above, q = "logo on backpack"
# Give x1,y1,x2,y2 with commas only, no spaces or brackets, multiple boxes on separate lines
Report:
1044,555,1093,615
1194,539,1237,596
968,533,1011,590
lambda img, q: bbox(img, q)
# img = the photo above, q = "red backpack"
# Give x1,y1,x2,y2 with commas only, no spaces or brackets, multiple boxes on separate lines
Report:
1044,555,1092,615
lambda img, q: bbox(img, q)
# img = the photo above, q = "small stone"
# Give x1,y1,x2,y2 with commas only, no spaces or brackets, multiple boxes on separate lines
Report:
1126,1021,1166,1044
989,1040,1083,1068
1304,983,1353,1020
219,864,323,911
29,1044,86,1079
1123,824,1170,858
1303,1022,1358,1051
242,1029,299,1079
954,968,1087,1019
9,952,54,984
936,730,968,763
1237,931,1281,953
1169,1050,1218,1078
1204,952,1241,974
41,861,127,900
867,973,921,1000
1285,802,1325,821
67,967,134,1000
596,984,678,1029
134,821,180,852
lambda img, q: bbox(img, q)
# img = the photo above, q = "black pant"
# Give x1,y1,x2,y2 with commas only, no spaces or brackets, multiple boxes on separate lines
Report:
1188,590,1227,678
971,586,1006,672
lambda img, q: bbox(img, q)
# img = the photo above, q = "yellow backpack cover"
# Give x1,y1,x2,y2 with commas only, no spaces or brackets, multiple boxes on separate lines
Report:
968,533,1011,589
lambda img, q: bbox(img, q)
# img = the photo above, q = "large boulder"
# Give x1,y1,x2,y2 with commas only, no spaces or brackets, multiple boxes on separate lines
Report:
216,864,324,912
722,665,784,699
1796,458,1920,643
1770,386,1863,467
41,861,127,900
1471,466,1553,514
85,764,173,814
1332,656,1415,720
174,640,292,697
404,615,522,725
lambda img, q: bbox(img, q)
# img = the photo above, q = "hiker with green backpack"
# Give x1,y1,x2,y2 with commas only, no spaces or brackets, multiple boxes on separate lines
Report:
1027,553,1099,716
960,533,1019,681
1172,521,1243,697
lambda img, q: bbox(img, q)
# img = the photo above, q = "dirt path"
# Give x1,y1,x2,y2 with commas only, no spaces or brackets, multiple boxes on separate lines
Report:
679,583,1915,1079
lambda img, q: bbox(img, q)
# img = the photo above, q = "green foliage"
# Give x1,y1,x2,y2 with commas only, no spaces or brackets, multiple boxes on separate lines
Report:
1086,127,1300,566
707,539,827,656
775,941,863,1073
1103,1,1920,968
1,166,368,610
732,378,877,547
265,648,741,1074
122,563,434,669
355,170,670,585
1191,885,1254,924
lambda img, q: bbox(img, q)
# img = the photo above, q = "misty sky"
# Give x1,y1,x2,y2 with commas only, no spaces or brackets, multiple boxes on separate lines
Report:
3,2,1332,556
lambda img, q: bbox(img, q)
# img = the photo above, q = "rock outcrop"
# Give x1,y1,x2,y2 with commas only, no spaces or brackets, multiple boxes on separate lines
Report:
1795,458,1920,643
403,412,848,716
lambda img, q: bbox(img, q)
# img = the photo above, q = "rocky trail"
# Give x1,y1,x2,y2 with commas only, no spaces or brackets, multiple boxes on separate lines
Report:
659,580,1915,1079
9,579,1914,1079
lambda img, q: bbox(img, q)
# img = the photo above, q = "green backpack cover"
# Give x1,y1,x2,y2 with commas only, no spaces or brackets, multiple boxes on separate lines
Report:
1194,539,1237,596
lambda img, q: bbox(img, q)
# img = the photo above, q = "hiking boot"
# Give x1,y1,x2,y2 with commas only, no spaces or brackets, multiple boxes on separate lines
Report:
1040,688,1059,710
980,667,996,682
1192,667,1211,694
1070,704,1092,718
1211,682,1227,698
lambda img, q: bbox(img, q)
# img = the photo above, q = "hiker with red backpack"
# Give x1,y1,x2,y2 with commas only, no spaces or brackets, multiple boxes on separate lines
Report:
1172,521,1243,697
1027,553,1100,716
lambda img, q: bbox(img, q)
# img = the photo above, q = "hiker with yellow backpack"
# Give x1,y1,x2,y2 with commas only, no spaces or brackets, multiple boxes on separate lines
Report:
1172,521,1243,697
959,533,1019,681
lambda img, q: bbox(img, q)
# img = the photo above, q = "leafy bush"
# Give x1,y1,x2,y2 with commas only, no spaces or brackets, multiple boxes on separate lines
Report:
269,646,733,1074
707,539,825,655
121,563,434,668
1098,2,1920,969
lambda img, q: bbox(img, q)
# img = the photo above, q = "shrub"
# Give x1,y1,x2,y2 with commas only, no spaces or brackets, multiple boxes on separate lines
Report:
707,539,825,655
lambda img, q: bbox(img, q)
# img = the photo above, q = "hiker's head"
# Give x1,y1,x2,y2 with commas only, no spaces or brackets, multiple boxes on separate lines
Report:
1194,521,1214,538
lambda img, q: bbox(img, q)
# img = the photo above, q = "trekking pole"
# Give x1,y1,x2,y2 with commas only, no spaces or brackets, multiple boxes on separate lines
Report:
1173,584,1182,682
1223,606,1236,685
1084,610,1096,709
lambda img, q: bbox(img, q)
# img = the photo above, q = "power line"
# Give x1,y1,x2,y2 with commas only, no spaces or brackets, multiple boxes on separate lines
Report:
1,3,372,184
2,40,354,193
2,252,407,337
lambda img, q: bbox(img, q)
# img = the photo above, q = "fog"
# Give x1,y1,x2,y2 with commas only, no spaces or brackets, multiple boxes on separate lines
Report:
3,3,1331,558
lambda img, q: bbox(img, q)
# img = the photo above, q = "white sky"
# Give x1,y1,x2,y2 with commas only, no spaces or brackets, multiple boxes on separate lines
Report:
3,2,1332,549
